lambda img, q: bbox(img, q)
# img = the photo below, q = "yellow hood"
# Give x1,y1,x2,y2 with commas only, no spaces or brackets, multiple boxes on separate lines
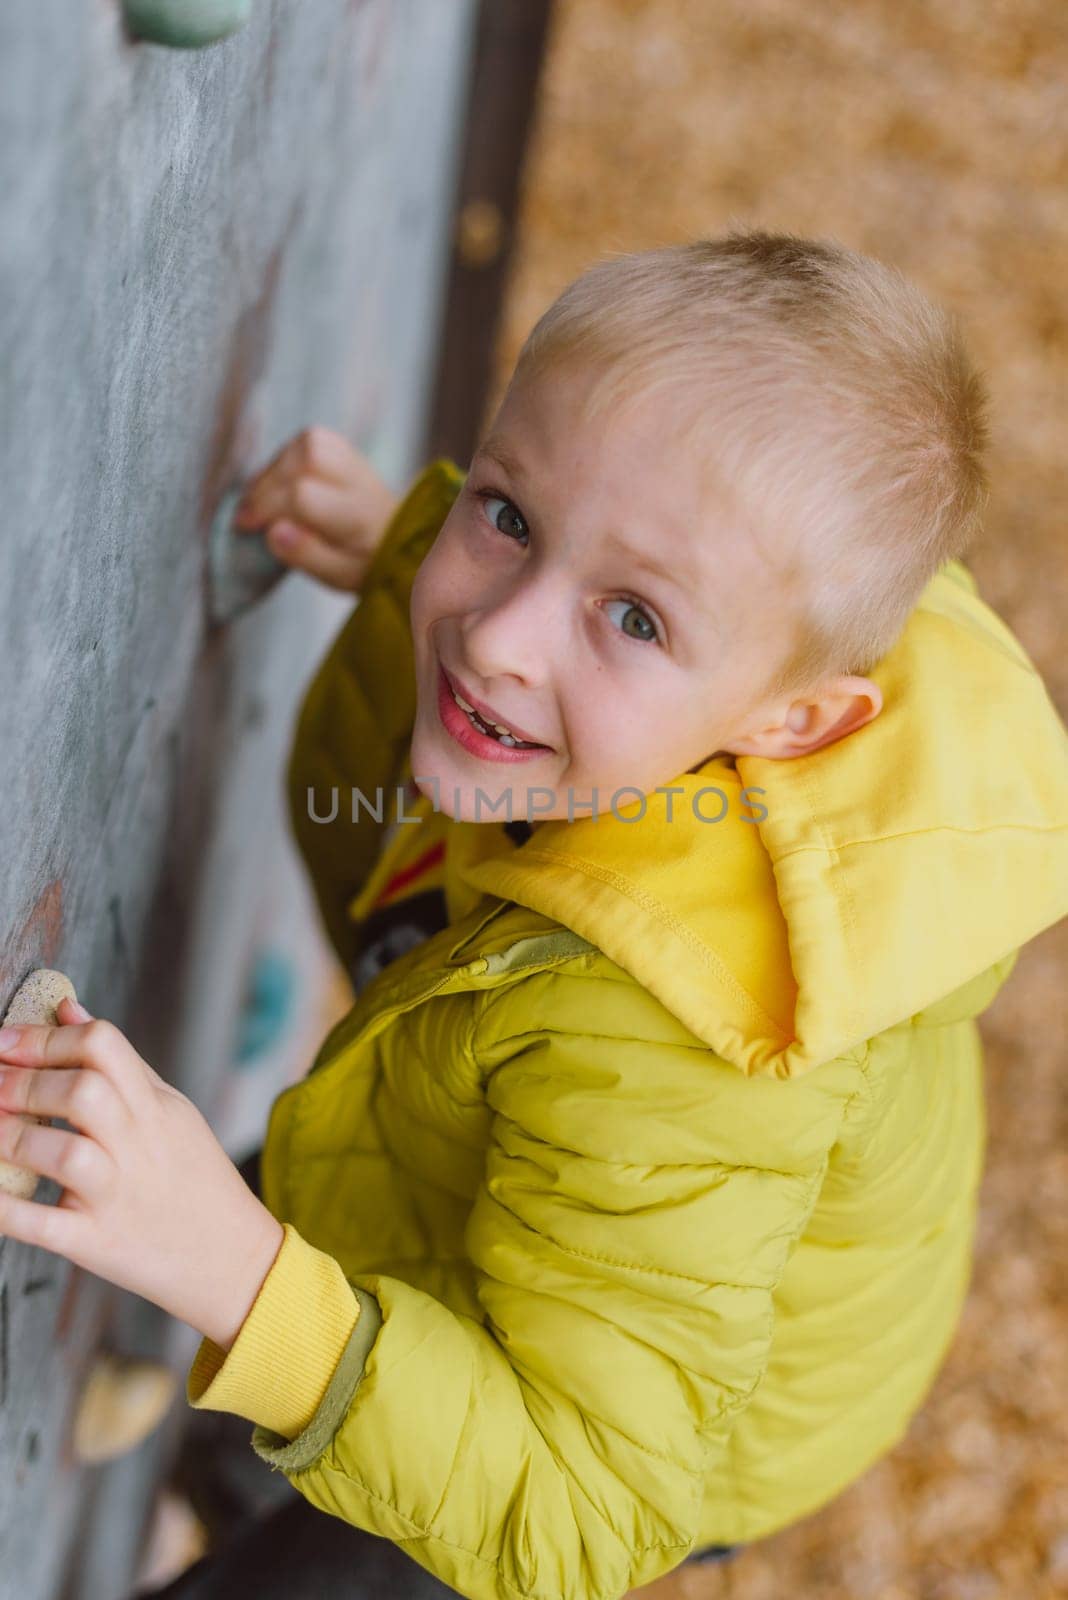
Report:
450,560,1068,1078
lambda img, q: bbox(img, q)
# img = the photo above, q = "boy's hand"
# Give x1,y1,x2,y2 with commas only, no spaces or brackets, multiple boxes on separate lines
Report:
233,426,399,594
0,999,284,1351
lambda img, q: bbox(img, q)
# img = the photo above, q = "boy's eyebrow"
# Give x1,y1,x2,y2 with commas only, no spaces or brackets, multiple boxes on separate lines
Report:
474,438,698,602
473,438,527,484
600,529,695,597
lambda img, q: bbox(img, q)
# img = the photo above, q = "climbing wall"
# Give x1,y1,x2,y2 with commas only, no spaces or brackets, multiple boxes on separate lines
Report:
0,2,477,1596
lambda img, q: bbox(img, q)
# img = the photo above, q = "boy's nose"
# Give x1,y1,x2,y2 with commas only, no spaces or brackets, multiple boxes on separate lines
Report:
457,634,548,705
458,588,560,691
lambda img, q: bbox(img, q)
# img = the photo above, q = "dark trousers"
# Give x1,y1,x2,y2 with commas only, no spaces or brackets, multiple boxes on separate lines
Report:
133,1148,741,1596
138,1501,739,1598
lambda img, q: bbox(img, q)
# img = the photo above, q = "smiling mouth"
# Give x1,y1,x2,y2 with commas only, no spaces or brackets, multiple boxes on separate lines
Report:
441,666,549,749
450,693,540,748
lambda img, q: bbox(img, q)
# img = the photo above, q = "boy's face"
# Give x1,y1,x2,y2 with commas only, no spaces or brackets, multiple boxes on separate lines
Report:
409,360,804,824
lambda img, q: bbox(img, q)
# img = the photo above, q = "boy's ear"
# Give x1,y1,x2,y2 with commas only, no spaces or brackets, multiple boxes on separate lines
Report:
726,676,883,760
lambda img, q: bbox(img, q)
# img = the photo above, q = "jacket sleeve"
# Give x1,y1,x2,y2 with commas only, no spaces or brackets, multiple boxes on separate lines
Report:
187,964,865,1600
284,456,465,977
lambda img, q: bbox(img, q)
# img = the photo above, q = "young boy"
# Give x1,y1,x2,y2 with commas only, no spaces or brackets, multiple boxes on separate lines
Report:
2,231,1067,1600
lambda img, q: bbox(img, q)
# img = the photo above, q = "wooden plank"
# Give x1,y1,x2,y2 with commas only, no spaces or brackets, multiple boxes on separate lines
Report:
424,0,557,468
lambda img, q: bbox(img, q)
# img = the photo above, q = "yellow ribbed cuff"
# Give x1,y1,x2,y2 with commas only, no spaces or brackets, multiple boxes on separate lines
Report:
186,1222,361,1440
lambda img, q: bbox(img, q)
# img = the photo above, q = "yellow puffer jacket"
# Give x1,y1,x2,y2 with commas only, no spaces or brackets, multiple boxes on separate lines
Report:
187,461,1068,1599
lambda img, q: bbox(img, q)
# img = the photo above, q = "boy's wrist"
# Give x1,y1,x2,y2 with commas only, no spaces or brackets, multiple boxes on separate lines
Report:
351,492,401,593
197,1203,286,1351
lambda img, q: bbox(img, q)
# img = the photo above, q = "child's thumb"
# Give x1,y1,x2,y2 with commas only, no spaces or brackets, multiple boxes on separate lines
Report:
62,997,94,1023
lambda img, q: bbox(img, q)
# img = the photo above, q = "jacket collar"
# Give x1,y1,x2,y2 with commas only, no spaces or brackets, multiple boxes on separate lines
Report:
445,561,1068,1078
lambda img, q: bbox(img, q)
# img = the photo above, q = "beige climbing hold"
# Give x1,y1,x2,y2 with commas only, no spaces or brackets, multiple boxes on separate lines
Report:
0,968,78,1200
133,1488,210,1591
73,1351,178,1464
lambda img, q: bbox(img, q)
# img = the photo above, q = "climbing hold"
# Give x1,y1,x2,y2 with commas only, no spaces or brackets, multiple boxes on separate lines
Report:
234,947,296,1067
123,0,252,49
72,1350,178,1464
206,487,291,626
0,968,78,1201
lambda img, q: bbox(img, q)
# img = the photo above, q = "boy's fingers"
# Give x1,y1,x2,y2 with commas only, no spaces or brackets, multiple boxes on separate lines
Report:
0,1185,86,1254
238,476,364,549
235,429,355,525
1,1019,118,1068
0,1115,113,1202
0,1063,128,1145
231,438,294,524
265,523,365,593
0,1021,147,1112
56,996,91,1024
280,477,370,548
296,426,363,483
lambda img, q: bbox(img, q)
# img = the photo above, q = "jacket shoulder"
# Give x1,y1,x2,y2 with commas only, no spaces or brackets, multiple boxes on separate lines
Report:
360,457,466,597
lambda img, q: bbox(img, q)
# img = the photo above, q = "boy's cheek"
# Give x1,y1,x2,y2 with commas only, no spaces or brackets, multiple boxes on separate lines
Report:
409,557,437,629
412,540,472,626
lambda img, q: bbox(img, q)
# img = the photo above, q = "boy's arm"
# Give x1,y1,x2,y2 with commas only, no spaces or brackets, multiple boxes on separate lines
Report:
285,458,465,979
186,962,866,1600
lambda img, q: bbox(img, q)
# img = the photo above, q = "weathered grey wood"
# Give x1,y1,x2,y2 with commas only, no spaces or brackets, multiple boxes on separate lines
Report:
0,3,477,1596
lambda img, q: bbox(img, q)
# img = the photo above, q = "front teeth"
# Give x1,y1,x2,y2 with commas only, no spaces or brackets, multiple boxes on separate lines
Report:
452,687,528,746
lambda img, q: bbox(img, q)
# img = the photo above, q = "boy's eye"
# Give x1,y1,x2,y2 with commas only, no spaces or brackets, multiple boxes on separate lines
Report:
483,495,528,541
602,598,659,644
477,489,659,645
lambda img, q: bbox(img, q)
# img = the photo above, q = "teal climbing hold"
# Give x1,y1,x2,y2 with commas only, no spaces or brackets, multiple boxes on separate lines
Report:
207,487,291,625
123,0,252,49
234,948,297,1067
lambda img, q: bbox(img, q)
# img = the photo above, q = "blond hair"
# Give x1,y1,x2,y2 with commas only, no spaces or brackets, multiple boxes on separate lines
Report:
511,230,989,702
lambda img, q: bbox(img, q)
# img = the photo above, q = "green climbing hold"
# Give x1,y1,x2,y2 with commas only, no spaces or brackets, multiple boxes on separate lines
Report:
123,0,252,49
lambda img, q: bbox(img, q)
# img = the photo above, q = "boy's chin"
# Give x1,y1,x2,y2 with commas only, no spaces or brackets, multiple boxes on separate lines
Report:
429,779,529,825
